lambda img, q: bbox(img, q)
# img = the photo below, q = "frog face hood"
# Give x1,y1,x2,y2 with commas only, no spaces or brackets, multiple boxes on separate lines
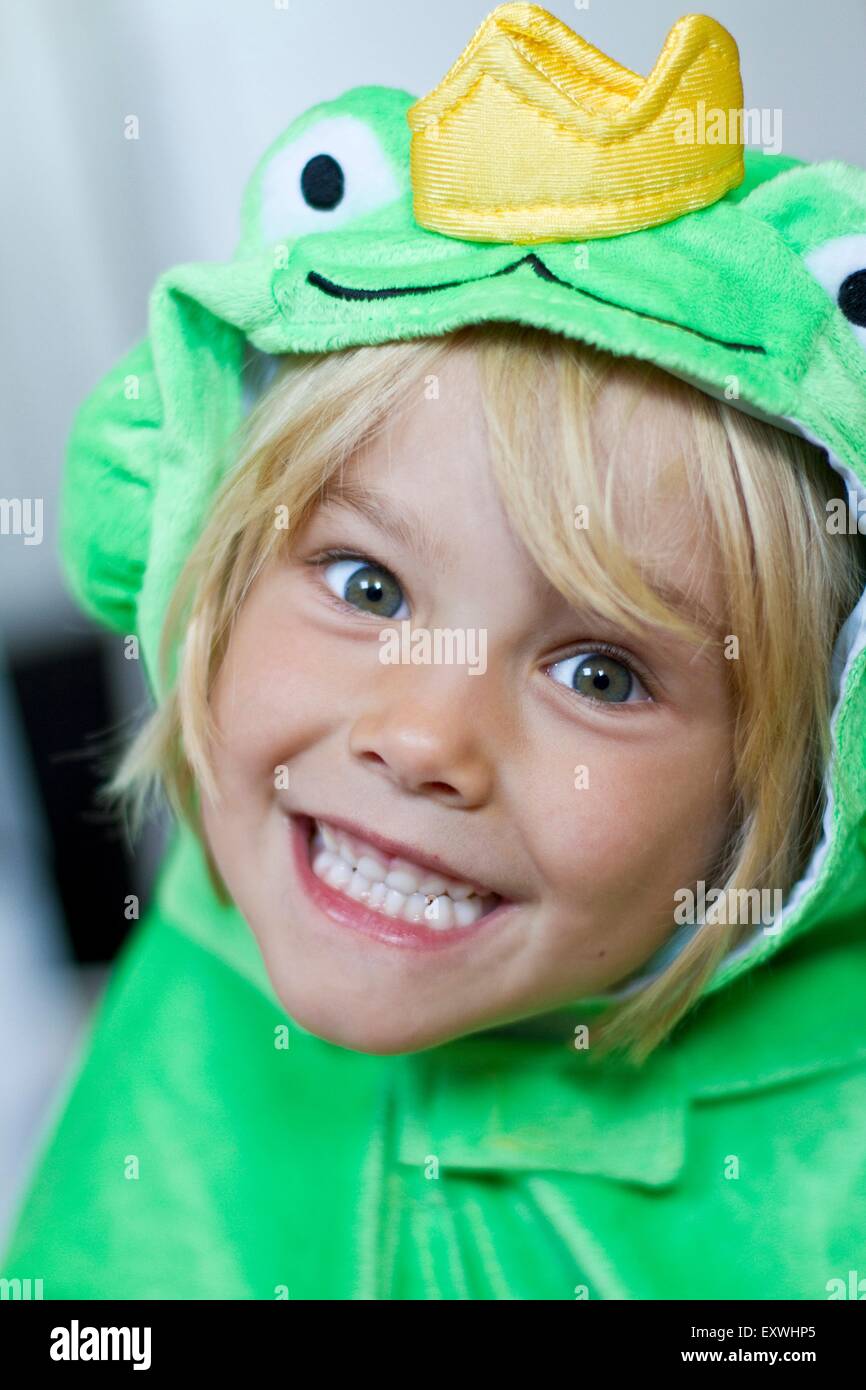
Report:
61,6,866,1013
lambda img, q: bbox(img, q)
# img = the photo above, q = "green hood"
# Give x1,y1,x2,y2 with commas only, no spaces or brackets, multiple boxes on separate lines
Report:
5,6,866,1301
60,74,866,1012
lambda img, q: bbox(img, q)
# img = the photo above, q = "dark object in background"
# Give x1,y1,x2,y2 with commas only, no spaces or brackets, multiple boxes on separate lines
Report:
8,635,140,965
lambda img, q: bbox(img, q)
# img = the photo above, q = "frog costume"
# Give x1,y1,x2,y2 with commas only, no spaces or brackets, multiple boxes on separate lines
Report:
4,6,866,1299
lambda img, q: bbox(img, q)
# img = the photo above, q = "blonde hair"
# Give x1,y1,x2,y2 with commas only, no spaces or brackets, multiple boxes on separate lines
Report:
108,322,866,1064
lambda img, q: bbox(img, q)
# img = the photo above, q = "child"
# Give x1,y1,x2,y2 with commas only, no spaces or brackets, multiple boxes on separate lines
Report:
4,6,866,1299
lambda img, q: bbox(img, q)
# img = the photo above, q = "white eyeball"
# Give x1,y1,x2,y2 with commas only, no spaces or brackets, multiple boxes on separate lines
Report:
258,115,402,245
804,233,866,350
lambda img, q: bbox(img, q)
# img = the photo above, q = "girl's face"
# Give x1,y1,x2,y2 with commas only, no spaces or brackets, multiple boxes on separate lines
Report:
201,352,734,1053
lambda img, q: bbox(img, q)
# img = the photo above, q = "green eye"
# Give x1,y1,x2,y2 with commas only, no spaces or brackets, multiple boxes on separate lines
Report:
322,557,408,619
548,651,647,704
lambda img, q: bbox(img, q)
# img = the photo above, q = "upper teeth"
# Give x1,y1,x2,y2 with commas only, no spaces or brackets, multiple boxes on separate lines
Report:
310,820,495,930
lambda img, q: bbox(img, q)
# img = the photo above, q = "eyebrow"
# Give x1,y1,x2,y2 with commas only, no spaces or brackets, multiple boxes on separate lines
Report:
317,477,724,640
317,478,453,571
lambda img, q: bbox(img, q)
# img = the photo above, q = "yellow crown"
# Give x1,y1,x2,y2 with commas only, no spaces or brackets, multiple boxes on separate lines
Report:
407,6,745,243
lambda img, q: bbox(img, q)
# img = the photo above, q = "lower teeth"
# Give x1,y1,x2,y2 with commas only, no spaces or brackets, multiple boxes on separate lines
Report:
308,825,491,929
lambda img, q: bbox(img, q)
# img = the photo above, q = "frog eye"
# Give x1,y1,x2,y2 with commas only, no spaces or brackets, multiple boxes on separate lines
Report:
804,233,866,349
259,115,402,245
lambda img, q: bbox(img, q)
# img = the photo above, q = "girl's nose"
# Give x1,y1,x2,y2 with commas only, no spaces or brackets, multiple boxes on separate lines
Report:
348,677,495,807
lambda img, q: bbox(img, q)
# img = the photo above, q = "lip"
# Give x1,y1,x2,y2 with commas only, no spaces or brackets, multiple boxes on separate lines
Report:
306,253,767,355
288,813,516,951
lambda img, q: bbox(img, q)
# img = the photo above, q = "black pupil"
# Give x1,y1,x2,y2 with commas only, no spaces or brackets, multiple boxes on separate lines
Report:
344,565,403,617
574,656,631,702
300,154,344,211
839,269,866,327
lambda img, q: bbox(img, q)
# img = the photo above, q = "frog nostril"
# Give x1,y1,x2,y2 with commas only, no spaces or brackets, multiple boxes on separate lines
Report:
839,269,866,327
300,154,345,211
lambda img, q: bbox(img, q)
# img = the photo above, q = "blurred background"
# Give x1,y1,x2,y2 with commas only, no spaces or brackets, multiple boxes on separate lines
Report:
1,0,864,1247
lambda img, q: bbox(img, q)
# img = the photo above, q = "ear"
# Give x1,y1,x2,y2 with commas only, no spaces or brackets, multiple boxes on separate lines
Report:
61,334,162,642
61,270,249,700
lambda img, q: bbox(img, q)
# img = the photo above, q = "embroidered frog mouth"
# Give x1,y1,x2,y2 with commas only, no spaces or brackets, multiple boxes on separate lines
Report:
306,252,768,355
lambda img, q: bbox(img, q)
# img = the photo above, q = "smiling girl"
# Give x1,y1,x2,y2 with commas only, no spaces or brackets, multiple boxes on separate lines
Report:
5,5,866,1300
111,323,863,1061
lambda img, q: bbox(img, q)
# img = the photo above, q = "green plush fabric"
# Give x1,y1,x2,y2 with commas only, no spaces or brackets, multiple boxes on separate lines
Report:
5,85,866,1299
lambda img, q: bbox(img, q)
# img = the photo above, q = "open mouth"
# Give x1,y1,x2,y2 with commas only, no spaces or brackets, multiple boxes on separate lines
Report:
296,813,503,934
306,252,766,355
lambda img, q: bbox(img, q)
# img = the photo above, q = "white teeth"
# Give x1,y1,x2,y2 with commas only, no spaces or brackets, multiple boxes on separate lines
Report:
418,874,448,896
424,895,454,929
404,893,428,922
347,871,370,901
325,859,352,891
385,866,420,895
308,819,496,929
454,897,483,926
357,853,388,882
367,881,387,908
313,849,335,876
338,835,358,867
383,888,406,918
446,883,473,901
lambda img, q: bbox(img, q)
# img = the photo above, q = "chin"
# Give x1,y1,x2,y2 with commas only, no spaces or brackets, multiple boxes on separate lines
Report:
267,983,468,1055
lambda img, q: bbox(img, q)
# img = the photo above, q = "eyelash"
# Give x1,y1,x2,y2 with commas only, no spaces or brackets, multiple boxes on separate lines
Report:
548,640,658,706
305,547,407,618
304,548,658,702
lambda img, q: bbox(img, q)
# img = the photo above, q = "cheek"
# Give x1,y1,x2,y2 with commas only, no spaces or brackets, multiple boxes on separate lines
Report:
523,719,733,915
209,599,341,789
